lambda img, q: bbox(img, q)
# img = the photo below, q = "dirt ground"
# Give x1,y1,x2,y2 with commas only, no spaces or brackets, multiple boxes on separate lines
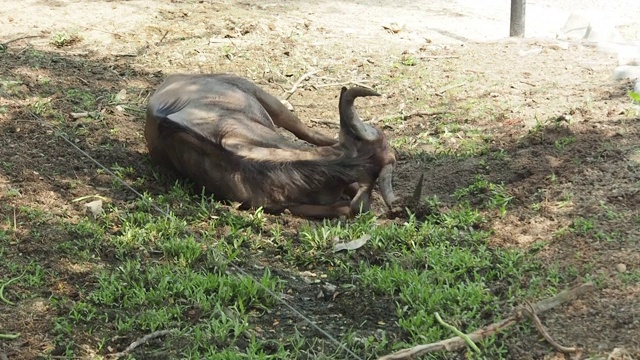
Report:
1,0,639,359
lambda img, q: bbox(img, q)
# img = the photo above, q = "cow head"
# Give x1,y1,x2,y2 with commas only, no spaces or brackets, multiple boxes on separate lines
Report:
337,86,397,214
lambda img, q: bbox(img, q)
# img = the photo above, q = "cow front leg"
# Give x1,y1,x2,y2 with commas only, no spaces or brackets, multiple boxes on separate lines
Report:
286,202,353,219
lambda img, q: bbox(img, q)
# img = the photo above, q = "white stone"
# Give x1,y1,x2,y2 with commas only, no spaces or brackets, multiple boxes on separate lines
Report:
615,263,627,273
613,66,640,81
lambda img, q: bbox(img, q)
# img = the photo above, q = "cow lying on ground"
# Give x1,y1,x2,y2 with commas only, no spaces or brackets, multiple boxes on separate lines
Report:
144,73,396,218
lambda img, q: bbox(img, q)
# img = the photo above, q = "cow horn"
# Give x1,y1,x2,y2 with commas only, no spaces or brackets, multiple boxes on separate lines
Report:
378,164,396,208
339,86,381,142
410,173,425,206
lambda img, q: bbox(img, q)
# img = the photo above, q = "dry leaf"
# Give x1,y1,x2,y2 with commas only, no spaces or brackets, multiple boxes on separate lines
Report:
333,234,371,252
382,22,405,34
84,199,103,218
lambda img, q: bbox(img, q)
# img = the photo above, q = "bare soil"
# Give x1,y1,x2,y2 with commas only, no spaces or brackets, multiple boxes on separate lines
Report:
1,0,639,359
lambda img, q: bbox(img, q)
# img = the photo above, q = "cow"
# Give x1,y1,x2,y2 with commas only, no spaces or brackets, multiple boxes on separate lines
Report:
144,73,396,219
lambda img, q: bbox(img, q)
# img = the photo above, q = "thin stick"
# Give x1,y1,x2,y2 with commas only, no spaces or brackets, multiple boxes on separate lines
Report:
13,206,17,232
0,35,40,48
76,76,90,86
281,70,320,100
377,282,594,360
314,81,374,89
310,118,339,127
375,110,447,123
417,55,460,59
157,30,170,45
111,330,175,359
81,27,121,36
436,82,467,95
523,300,578,353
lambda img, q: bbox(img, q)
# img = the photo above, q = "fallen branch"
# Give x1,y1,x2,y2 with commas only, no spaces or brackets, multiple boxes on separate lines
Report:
377,282,594,360
281,70,320,100
111,329,175,359
435,312,480,353
523,300,578,354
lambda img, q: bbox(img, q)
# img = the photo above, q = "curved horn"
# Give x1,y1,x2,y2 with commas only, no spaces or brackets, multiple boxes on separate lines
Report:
378,164,396,208
339,86,381,142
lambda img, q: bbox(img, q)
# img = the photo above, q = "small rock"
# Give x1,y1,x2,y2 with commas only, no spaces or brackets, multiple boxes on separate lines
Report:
84,199,103,218
616,263,627,273
115,89,127,102
322,283,337,293
518,48,543,57
613,65,640,81
547,41,569,51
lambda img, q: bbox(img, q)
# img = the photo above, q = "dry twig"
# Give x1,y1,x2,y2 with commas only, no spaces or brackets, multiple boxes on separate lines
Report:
157,30,170,45
81,26,121,36
436,82,467,95
111,330,175,359
281,70,320,100
0,35,40,49
375,110,447,123
417,55,460,59
313,81,374,90
523,300,578,354
310,118,339,127
13,206,17,233
377,282,594,360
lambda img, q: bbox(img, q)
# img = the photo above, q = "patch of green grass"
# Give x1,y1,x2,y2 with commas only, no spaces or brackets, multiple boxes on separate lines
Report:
554,136,575,151
6,166,563,360
5,188,21,197
30,97,53,116
65,88,96,111
50,31,83,48
617,268,640,285
454,176,513,216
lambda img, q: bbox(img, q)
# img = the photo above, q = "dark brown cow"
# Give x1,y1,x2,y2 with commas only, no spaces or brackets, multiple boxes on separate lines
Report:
144,73,396,218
